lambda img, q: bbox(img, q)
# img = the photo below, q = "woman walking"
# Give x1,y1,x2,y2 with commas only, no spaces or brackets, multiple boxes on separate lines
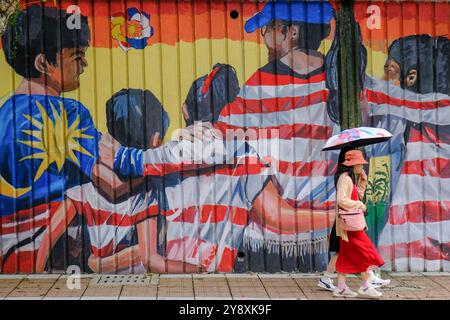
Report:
317,148,352,291
319,148,390,291
333,150,385,298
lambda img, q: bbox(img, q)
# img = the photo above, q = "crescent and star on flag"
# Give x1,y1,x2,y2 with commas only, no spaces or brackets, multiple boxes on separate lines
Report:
0,99,94,198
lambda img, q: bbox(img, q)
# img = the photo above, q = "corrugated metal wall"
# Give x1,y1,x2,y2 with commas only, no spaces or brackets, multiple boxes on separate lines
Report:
355,0,450,272
0,0,448,274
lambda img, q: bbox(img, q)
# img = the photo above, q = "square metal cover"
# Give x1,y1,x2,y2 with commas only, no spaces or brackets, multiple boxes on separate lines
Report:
91,274,152,286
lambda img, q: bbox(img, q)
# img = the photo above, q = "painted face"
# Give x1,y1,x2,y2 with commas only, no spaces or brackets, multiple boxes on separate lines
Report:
49,47,88,92
261,21,296,61
383,58,418,90
383,58,401,87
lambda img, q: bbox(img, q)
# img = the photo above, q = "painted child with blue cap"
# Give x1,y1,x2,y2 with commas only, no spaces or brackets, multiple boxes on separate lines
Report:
245,0,334,76
216,0,342,272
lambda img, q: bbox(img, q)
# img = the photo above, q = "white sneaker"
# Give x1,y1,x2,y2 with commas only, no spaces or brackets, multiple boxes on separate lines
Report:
369,273,391,287
317,277,337,291
358,286,383,299
333,287,358,298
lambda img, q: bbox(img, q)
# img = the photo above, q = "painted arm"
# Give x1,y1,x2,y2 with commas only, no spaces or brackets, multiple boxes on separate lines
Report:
112,139,229,178
98,123,225,178
251,180,335,233
90,162,144,204
35,198,78,272
137,218,202,273
88,245,141,273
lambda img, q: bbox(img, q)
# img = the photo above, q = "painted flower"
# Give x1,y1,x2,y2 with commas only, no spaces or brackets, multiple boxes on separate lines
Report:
338,132,351,142
349,128,361,140
111,8,153,51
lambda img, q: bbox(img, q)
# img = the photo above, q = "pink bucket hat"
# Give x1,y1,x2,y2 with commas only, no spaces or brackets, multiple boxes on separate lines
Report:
342,150,368,166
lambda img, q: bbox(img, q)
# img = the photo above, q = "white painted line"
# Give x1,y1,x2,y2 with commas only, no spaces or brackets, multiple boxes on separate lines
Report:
0,275,26,279
27,274,61,280
422,272,450,276
43,297,81,300
225,273,259,278
389,272,423,277
159,274,193,279
5,297,44,300
193,274,226,278
290,274,322,278
59,274,94,279
258,273,292,278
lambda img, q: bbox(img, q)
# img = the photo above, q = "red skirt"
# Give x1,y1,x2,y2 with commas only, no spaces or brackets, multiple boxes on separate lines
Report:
336,230,384,274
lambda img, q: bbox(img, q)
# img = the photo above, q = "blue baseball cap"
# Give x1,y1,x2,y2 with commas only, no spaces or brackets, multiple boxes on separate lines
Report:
245,1,333,33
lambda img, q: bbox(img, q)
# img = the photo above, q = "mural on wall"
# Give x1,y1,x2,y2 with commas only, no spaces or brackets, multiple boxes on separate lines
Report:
0,0,341,274
0,0,448,274
354,1,450,271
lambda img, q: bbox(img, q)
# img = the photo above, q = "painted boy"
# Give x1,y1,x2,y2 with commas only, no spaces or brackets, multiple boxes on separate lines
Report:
0,5,108,272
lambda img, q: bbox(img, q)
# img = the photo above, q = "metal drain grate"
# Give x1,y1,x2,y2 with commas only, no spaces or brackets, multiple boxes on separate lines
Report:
92,274,152,286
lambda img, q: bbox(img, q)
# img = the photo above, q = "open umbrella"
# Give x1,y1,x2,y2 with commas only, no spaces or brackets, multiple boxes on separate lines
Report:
322,127,392,151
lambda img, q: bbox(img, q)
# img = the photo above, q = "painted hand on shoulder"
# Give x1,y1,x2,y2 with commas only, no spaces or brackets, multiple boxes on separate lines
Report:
172,121,222,143
98,133,122,169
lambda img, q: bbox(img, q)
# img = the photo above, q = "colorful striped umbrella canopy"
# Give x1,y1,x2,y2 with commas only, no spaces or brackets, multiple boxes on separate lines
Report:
322,127,393,151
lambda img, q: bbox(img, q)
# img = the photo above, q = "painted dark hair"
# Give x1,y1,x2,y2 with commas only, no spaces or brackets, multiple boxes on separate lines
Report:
277,20,331,51
272,13,350,126
434,36,450,96
388,35,450,147
388,34,450,95
388,35,434,94
106,89,170,149
184,63,239,126
2,5,90,79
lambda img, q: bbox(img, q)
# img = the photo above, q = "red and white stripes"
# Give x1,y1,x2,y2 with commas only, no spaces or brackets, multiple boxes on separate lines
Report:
217,65,339,257
0,202,62,273
67,183,159,259
162,161,269,272
365,76,450,271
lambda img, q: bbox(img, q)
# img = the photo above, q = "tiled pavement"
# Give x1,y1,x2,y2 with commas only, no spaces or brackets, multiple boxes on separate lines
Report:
1,272,450,300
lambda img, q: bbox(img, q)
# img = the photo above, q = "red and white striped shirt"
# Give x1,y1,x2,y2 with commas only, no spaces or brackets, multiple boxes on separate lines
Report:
0,201,62,273
113,133,270,271
364,76,450,271
216,60,340,256
161,154,270,272
67,183,158,259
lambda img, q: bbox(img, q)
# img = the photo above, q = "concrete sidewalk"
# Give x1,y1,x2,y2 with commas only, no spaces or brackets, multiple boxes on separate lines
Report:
1,272,450,300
